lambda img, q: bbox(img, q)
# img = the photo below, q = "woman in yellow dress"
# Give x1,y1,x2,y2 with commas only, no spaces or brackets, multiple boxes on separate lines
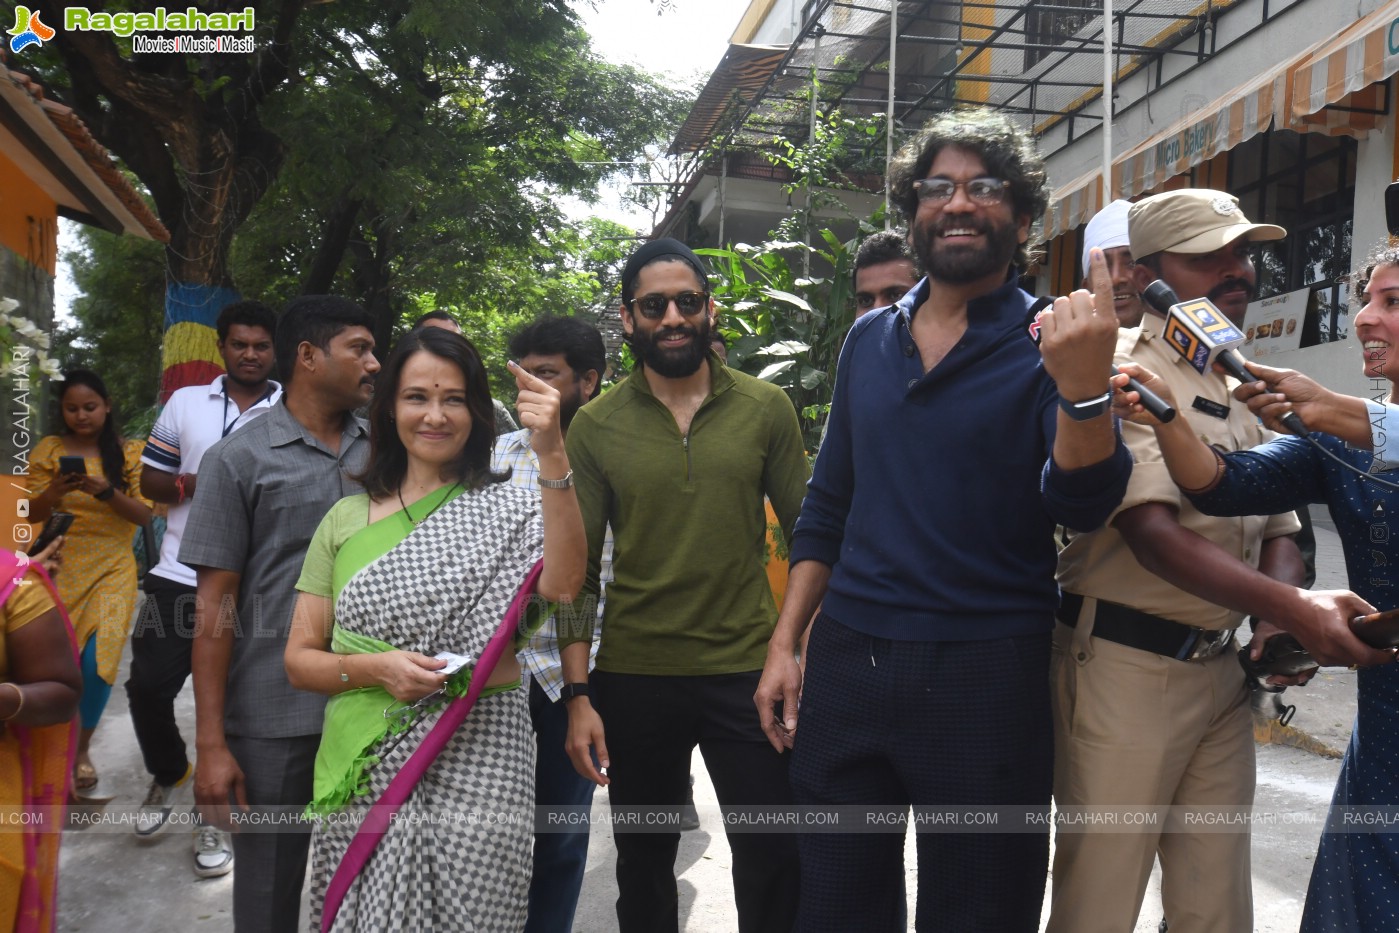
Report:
28,370,151,792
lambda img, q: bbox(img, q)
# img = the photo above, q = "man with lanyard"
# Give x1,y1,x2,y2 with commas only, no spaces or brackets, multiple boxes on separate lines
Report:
754,107,1132,932
131,300,280,876
182,296,378,932
1049,190,1372,933
491,314,610,933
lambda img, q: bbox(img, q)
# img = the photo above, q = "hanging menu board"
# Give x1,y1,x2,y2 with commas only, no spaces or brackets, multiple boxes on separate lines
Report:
1241,287,1310,358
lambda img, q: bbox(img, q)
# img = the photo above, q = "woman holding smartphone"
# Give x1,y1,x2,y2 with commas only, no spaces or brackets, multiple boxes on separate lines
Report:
28,369,151,793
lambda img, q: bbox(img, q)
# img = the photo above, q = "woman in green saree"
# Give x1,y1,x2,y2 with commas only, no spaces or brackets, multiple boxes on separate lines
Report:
286,326,585,932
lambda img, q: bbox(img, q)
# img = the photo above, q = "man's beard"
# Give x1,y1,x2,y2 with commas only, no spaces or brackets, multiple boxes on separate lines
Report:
560,384,584,432
223,366,267,390
630,315,712,379
912,214,1020,284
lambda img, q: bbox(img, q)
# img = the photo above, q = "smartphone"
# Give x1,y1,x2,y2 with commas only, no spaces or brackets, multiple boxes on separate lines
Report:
58,456,87,475
1351,608,1399,649
27,511,74,557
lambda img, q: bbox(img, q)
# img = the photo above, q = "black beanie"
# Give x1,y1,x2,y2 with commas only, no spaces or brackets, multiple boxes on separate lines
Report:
620,238,710,308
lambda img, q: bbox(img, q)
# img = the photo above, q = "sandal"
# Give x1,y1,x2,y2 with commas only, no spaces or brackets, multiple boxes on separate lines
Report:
73,760,98,791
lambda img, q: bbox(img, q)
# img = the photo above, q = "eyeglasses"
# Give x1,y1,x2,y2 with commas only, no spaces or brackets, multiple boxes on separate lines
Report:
912,177,1010,206
627,291,710,320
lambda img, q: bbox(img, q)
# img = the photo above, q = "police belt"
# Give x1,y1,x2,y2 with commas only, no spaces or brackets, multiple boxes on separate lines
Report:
1057,593,1236,662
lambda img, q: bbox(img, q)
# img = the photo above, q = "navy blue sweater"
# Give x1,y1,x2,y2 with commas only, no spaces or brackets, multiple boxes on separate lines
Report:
790,276,1132,641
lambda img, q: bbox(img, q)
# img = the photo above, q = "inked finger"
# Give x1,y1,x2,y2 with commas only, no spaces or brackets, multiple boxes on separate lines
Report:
1086,247,1114,318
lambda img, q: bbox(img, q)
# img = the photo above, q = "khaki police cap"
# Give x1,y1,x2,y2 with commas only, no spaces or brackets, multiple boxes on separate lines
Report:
1127,189,1285,259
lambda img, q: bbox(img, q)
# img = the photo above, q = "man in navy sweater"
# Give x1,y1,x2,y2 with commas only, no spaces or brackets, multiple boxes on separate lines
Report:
753,107,1133,932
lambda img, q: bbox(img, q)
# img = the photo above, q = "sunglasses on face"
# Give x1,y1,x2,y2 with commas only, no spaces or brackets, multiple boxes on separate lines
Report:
627,291,710,320
912,176,1010,206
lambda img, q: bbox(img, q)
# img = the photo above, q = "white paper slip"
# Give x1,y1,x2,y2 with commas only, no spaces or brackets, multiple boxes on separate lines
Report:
434,651,475,676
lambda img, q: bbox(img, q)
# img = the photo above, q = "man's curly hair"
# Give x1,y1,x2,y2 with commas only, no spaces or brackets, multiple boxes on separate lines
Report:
1350,242,1399,307
887,107,1048,269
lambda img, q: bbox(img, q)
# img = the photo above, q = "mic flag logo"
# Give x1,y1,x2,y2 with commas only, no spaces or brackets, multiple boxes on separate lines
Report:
1163,317,1210,373
8,6,54,52
1027,308,1049,345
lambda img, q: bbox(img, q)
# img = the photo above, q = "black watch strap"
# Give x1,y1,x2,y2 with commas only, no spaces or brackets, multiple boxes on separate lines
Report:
560,682,590,703
1058,390,1112,421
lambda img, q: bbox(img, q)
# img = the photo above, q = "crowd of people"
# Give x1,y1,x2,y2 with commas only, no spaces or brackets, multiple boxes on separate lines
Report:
3,102,1398,933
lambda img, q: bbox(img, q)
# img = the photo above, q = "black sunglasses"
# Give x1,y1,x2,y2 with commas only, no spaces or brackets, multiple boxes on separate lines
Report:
627,291,710,320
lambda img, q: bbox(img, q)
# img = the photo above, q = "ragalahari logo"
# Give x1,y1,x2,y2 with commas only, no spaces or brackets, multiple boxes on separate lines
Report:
8,6,54,52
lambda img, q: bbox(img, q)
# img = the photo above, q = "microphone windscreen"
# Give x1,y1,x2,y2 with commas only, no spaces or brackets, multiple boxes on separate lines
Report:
1142,280,1179,314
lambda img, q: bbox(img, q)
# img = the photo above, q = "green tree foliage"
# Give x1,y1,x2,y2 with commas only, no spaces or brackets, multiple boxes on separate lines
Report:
229,1,686,352
431,216,638,401
227,12,683,352
701,229,862,450
52,226,166,434
22,0,687,390
694,109,892,449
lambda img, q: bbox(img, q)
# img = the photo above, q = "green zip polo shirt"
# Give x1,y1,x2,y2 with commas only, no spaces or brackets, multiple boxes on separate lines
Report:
561,354,810,675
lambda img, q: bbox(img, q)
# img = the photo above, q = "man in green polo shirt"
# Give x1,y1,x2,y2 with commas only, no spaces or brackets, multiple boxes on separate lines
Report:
559,238,808,933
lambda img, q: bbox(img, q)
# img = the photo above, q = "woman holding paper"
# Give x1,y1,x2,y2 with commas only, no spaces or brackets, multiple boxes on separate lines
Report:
285,326,584,932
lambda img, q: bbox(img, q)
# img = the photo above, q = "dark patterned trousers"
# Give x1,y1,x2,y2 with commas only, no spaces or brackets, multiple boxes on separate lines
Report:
790,614,1053,933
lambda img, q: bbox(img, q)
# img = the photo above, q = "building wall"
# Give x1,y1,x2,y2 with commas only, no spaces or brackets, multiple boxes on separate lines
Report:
741,0,801,45
0,146,58,276
1354,109,1397,257
1039,0,1325,187
1033,0,1399,400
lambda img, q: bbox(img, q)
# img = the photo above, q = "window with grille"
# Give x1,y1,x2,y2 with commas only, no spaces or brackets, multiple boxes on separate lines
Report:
1024,0,1098,70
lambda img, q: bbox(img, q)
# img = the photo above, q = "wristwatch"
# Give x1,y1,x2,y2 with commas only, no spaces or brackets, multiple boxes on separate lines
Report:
1058,390,1112,422
559,682,590,703
539,470,574,490
94,486,116,501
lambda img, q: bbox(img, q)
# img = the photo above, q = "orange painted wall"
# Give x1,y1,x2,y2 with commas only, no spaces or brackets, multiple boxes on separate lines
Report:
0,147,58,275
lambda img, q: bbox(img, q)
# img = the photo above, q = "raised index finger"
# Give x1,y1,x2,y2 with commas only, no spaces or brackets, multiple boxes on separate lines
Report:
1085,247,1114,321
507,359,549,393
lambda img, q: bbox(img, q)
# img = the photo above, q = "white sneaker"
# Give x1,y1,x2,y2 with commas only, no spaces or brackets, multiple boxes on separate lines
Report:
133,764,193,841
192,825,234,878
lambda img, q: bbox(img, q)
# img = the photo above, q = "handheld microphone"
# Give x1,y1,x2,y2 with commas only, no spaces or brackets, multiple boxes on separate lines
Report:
1141,280,1307,436
1026,303,1176,423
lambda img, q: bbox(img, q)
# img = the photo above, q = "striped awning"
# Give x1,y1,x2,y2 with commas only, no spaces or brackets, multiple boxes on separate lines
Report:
668,44,789,155
1288,0,1399,137
1114,66,1287,200
1045,67,1285,240
1042,169,1104,241
1046,2,1399,242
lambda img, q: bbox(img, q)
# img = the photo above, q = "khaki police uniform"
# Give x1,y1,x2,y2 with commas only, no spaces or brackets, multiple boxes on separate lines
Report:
1048,314,1300,933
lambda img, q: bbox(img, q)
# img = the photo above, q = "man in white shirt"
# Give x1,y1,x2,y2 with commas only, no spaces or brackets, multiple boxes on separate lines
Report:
130,300,281,877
